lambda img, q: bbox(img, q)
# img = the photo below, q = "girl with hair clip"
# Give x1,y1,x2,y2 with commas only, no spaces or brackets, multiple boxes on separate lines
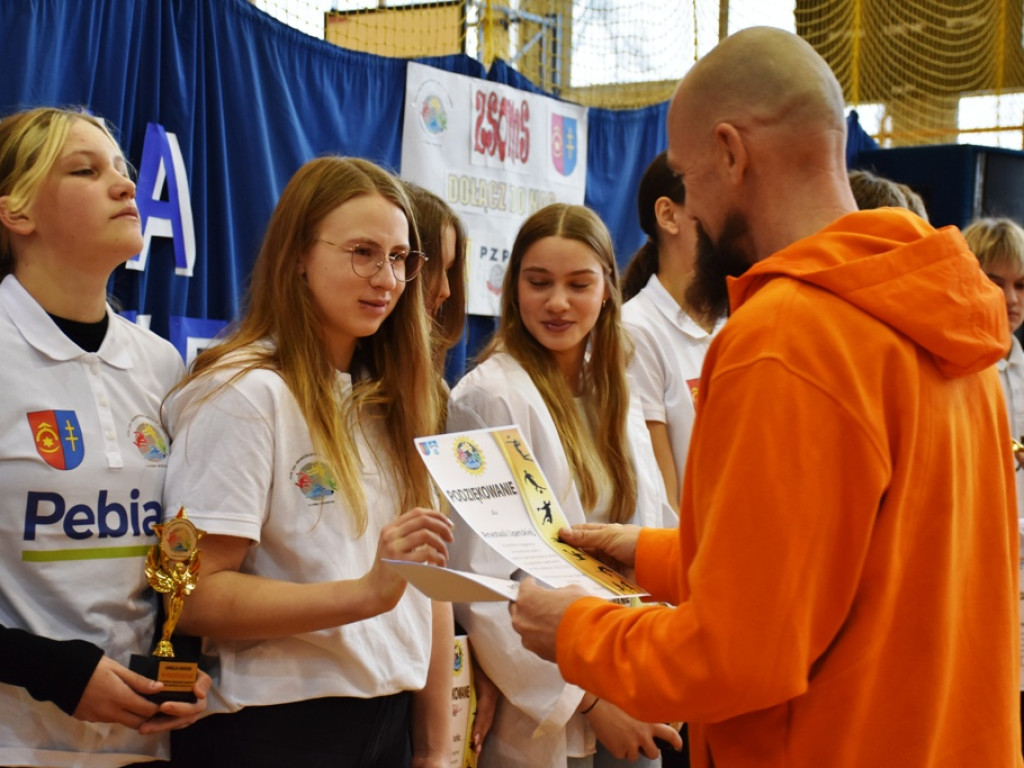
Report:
162,156,455,768
0,106,209,767
447,203,681,767
621,151,725,508
963,216,1024,758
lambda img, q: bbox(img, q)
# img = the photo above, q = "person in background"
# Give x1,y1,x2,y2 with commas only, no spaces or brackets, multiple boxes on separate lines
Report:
447,202,681,767
0,106,209,767
162,156,454,768
510,27,1020,767
848,168,928,220
405,180,499,758
621,151,726,508
963,215,1024,759
896,182,927,219
404,182,468,384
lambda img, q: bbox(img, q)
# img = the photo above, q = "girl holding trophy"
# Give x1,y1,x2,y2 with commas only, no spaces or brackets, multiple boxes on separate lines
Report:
162,156,454,767
0,106,209,767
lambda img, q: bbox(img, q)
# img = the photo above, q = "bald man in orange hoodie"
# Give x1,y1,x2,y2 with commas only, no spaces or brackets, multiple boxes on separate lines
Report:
510,27,1022,767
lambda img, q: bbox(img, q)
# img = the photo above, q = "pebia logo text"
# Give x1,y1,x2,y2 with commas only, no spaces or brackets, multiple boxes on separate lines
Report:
24,490,161,541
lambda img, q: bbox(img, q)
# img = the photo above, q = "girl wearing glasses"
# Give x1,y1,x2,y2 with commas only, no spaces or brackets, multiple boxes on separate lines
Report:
447,203,681,767
0,106,210,766
162,156,454,767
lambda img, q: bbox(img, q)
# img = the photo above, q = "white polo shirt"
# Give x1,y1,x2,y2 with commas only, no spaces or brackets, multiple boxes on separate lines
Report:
622,274,724,500
0,274,184,767
162,350,432,714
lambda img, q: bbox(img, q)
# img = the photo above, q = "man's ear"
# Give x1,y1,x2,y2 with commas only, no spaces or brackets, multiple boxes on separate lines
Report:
713,122,748,186
0,196,34,236
653,196,680,236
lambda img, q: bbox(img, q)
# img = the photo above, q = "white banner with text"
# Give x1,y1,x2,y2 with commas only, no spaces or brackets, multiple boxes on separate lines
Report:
401,62,588,316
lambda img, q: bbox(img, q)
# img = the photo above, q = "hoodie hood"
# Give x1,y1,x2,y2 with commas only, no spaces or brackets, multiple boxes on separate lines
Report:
727,208,1009,378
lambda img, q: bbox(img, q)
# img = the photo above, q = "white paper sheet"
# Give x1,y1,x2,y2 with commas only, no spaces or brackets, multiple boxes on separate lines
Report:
384,559,519,602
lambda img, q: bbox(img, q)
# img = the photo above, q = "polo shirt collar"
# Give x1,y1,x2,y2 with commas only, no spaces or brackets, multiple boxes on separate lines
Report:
643,273,724,339
0,274,134,369
998,334,1024,372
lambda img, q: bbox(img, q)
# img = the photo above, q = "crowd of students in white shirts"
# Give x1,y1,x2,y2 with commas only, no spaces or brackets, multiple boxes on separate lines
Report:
1,103,1022,768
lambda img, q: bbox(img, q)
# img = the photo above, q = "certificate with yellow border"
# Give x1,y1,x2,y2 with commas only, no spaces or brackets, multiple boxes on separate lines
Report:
414,425,644,600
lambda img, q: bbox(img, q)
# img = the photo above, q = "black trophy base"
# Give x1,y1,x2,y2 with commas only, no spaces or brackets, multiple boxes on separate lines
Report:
129,654,198,703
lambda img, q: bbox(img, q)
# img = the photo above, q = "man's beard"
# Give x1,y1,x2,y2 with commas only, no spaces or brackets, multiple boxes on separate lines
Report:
685,212,753,323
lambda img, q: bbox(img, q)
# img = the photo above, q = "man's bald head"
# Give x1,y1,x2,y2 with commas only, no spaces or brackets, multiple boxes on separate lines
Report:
668,27,858,304
666,26,857,267
670,26,846,143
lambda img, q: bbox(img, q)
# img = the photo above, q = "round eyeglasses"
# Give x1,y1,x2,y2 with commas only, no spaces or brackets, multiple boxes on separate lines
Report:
316,240,428,282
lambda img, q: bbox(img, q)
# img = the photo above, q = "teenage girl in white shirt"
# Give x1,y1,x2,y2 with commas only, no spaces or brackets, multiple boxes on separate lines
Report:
447,203,681,767
0,106,209,768
621,151,725,509
163,157,454,767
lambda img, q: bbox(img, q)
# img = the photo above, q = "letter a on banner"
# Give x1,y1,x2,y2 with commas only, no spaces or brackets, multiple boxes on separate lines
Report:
126,123,196,276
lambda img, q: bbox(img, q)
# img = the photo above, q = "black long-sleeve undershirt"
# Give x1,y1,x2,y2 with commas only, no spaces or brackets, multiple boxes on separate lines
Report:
0,625,104,715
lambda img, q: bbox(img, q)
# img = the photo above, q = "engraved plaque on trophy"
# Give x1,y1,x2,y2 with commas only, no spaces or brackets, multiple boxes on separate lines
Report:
130,507,203,703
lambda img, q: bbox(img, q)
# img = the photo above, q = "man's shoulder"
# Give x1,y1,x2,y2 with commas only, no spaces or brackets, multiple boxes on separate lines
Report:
728,275,881,340
714,276,910,384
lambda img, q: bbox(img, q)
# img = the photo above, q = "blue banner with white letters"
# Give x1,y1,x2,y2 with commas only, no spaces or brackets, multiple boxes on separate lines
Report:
0,0,670,363
0,0,873,376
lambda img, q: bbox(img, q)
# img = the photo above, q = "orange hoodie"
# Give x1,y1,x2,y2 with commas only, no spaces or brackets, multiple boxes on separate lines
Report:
555,209,1022,767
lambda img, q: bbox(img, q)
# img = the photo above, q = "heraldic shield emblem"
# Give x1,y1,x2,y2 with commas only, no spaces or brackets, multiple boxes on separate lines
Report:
27,410,84,470
551,114,578,177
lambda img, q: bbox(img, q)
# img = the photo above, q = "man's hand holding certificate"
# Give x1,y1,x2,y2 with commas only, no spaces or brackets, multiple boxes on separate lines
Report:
395,425,645,602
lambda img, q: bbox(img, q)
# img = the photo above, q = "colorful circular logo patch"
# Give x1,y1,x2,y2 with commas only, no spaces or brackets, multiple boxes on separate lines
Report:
454,438,485,475
129,417,169,462
293,460,337,499
419,94,448,134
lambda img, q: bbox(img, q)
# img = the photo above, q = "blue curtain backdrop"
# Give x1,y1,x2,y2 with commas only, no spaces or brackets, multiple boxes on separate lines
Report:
0,0,876,374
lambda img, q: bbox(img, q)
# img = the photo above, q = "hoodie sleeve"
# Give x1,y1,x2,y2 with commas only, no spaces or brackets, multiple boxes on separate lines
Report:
555,350,890,724
634,527,684,603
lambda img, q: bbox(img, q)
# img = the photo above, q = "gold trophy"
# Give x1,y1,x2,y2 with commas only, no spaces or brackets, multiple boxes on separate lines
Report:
130,507,203,702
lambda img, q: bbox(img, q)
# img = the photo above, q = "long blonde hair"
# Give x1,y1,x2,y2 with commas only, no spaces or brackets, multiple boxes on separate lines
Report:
481,203,638,523
170,156,440,533
0,107,119,278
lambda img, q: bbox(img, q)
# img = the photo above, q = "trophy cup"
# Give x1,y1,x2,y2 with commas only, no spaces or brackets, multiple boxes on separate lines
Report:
130,507,203,703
